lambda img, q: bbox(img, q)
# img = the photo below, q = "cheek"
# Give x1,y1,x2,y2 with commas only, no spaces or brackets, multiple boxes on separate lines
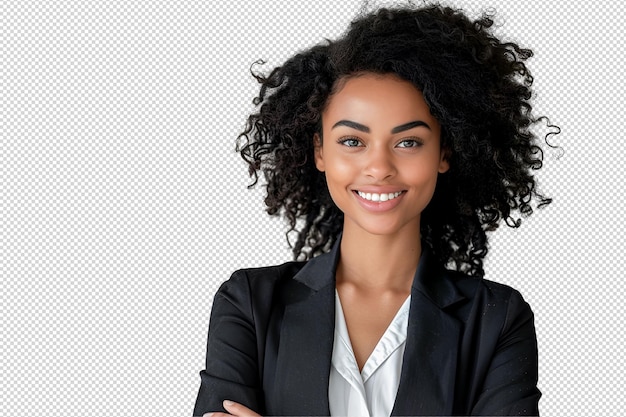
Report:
324,154,357,180
404,161,438,183
402,161,442,201
322,156,358,206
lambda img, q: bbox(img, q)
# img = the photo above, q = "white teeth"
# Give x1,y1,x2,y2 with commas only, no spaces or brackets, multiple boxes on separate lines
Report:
356,191,402,202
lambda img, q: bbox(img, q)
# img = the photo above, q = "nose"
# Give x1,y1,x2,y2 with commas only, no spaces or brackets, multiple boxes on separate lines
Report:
363,146,396,181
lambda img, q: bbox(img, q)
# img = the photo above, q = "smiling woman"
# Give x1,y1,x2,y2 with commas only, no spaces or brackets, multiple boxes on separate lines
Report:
314,73,449,240
194,3,557,416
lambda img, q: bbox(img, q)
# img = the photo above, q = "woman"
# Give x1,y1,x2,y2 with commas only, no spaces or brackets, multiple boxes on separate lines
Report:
194,4,556,416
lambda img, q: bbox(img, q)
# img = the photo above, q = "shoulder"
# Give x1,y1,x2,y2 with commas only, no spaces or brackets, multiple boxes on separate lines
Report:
443,274,541,415
212,261,309,316
219,261,307,293
444,270,534,330
447,269,529,304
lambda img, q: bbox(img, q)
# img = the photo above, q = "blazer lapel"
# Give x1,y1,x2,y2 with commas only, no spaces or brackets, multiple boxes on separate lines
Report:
271,240,340,416
392,249,466,416
270,240,466,416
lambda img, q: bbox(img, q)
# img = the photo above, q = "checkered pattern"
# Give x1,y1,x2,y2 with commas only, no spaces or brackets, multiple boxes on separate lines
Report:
4,0,625,415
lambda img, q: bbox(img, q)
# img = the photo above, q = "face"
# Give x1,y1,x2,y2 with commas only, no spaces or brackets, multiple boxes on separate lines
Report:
314,73,449,238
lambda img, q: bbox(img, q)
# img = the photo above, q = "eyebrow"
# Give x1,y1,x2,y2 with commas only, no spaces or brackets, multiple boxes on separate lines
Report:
391,120,431,133
331,119,431,133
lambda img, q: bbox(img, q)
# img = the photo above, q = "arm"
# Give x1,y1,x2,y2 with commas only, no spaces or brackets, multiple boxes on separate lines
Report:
204,400,262,417
193,271,264,417
471,289,541,416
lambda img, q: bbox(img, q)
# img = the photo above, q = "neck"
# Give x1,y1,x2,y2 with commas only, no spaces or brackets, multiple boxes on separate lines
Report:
337,224,421,292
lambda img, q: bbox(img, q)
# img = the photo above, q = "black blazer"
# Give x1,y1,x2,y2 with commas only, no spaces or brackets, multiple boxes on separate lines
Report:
194,239,540,416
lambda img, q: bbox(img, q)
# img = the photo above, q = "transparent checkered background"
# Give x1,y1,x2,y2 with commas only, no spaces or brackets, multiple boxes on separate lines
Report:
3,0,624,415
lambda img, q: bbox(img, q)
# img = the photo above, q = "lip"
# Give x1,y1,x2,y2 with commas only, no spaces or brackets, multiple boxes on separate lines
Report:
353,186,405,194
352,189,406,212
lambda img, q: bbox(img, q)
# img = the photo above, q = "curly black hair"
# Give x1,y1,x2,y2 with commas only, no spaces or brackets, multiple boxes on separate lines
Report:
236,3,558,277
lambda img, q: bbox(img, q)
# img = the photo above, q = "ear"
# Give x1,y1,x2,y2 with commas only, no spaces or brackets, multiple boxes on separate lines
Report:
438,147,450,174
313,133,325,172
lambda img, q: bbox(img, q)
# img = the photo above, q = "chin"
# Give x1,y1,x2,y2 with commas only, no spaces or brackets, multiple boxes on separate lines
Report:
347,218,416,238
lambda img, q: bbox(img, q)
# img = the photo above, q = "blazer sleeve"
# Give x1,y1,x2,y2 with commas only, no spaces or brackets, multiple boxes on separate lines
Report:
470,288,541,416
193,271,264,417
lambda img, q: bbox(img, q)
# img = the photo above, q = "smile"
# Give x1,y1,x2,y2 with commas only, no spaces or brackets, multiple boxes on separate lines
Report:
356,191,404,202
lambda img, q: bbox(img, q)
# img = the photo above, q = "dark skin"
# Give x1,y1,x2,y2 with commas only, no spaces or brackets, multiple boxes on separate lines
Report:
316,74,447,371
207,73,448,417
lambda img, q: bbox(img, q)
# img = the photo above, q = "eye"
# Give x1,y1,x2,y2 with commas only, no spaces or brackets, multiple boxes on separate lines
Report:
337,137,363,147
396,138,423,148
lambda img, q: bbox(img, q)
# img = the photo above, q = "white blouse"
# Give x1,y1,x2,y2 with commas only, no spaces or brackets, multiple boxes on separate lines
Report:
329,290,411,417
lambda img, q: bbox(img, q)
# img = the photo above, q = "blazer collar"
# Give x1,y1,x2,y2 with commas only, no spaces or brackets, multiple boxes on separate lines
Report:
269,239,339,415
411,248,466,308
393,249,466,415
293,234,465,308
275,234,467,416
291,236,341,291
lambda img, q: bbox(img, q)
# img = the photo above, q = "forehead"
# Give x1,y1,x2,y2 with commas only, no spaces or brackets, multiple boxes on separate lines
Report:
322,73,437,127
